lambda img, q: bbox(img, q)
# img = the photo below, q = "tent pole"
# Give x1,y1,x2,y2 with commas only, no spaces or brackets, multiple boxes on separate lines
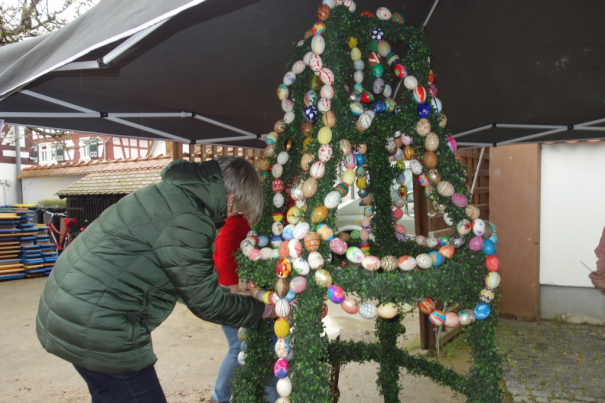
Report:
469,147,486,200
423,0,440,27
452,125,492,138
193,115,258,138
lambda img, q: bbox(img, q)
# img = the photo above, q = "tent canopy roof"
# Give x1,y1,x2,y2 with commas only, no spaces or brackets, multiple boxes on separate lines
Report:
0,0,604,149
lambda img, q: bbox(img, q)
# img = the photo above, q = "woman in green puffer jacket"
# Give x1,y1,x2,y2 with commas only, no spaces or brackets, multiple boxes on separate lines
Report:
36,156,270,402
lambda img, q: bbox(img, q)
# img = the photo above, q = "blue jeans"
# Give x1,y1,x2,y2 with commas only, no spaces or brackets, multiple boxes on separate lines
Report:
212,325,279,403
74,365,167,403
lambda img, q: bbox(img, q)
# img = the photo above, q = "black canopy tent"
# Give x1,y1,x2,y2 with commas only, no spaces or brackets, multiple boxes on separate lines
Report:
0,0,603,149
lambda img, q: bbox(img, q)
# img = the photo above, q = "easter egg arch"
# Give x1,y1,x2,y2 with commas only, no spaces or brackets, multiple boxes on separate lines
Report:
234,3,502,403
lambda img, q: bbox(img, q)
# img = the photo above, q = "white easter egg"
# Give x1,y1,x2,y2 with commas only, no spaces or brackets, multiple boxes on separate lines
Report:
292,60,306,74
310,161,326,179
293,222,310,240
272,222,284,235
284,111,295,124
317,97,331,113
324,191,341,209
318,144,333,162
283,71,296,86
277,151,289,165
404,75,418,90
309,54,323,72
308,251,324,270
292,257,310,276
311,35,325,55
320,84,334,99
319,68,335,85
361,255,381,271
277,377,293,397
273,193,285,208
303,51,314,65
409,159,423,175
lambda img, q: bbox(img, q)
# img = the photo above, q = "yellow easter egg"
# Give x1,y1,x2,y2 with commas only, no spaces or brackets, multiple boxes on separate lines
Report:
303,137,315,151
356,177,366,189
351,47,362,61
341,169,356,186
348,37,358,49
274,318,290,338
317,126,333,145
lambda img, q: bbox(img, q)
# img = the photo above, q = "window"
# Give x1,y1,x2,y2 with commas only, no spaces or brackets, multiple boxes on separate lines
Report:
40,145,48,162
80,138,90,159
51,144,57,162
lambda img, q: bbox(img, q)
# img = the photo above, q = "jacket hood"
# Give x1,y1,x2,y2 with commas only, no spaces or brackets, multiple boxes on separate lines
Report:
161,160,227,228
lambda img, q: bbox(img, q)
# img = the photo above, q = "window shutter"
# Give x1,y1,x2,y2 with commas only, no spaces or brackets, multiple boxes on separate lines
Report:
32,145,39,163
89,138,99,159
56,144,64,162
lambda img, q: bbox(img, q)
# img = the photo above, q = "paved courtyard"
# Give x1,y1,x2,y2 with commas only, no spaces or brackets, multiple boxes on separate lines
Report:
499,319,605,403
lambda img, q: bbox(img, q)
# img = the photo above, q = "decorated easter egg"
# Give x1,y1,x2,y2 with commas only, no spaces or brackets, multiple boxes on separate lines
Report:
370,27,384,42
283,71,296,86
368,52,381,67
320,84,334,99
386,52,400,67
465,204,481,220
272,210,284,223
317,223,334,241
359,302,378,319
237,350,246,366
310,161,326,179
418,102,431,118
275,337,291,359
312,21,326,36
407,160,422,176
418,174,429,187
376,6,392,20
429,310,446,326
341,297,359,314
319,67,335,86
339,139,352,153
444,312,460,328
416,119,431,137
311,35,325,54
292,60,306,75
377,302,398,319
424,132,440,151
310,206,328,224
413,86,427,103
309,74,322,90
277,84,289,101
380,256,398,271
371,64,384,78
290,276,307,294
403,146,416,160
416,253,432,269
286,206,301,225
301,153,314,171
357,255,378,271
302,178,318,198
293,222,310,240
353,70,364,84
257,236,269,248
446,135,456,151
322,110,336,127
331,184,347,199
429,251,444,266
315,269,332,287
456,219,471,235
341,169,356,186
436,181,454,197
303,231,320,251
274,278,289,298
448,235,465,250
390,11,404,24
439,245,455,259
238,327,249,341
480,287,495,304
308,251,324,270
300,122,314,138
485,271,501,289
304,90,317,106
265,145,276,158
486,255,500,272
458,309,476,326
398,255,416,271
469,236,484,252
259,247,273,260
346,246,364,263
330,238,348,255
283,110,295,124
350,47,362,61
272,222,284,236
394,63,407,78
423,151,438,168
417,297,435,315
328,285,346,303
266,132,278,146
292,257,310,276
274,318,291,339
431,97,443,114
288,239,303,258
317,126,332,144
451,193,468,208
274,358,290,379
304,105,318,122
377,40,391,57
483,239,497,255
275,299,291,319
272,164,283,178
403,75,418,90
353,59,365,71
324,191,341,209
276,258,292,278
474,303,491,320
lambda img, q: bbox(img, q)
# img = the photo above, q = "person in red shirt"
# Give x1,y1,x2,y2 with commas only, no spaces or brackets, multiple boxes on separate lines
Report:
589,227,605,294
210,213,278,403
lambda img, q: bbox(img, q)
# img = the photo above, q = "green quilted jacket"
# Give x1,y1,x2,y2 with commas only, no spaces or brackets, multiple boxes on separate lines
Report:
36,160,265,373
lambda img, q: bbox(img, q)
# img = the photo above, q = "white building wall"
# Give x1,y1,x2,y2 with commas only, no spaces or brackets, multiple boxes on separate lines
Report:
22,176,85,204
540,142,605,288
0,163,32,206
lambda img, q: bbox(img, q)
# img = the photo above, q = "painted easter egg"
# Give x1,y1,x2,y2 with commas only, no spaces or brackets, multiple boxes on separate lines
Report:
312,21,326,36
480,287,495,304
429,251,444,266
445,312,460,328
275,337,291,359
302,178,318,198
359,302,378,319
368,52,381,66
423,151,438,168
319,68,334,86
320,84,334,99
286,206,301,225
351,47,362,61
309,74,322,90
429,310,446,326
371,64,384,78
376,6,392,20
465,204,481,220
304,231,320,252
403,146,416,160
474,303,491,321
377,40,391,57
283,71,296,86
310,161,326,179
416,253,432,269
290,276,307,294
391,11,404,24
404,75,418,90
275,299,291,319
341,297,359,314
370,27,384,42
418,102,431,118
277,84,289,101
301,153,314,171
308,251,324,270
339,139,352,153
293,222,310,240
311,35,325,54
458,309,476,326
431,97,443,113
329,238,348,255
341,169,356,186
292,257,310,276
485,272,501,289
483,239,497,255
408,159,422,176
361,255,381,271
324,191,341,209
452,193,468,208
292,60,306,75
322,110,336,128
354,70,364,84
317,223,334,241
301,121,314,138
271,164,283,179
274,358,290,379
315,269,333,288
380,255,398,271
394,63,407,78
386,53,400,67
238,327,249,341
276,258,292,278
272,222,284,236
334,183,349,197
310,205,328,224
436,181,455,197
237,351,246,366
417,297,435,315
456,219,472,235
328,285,346,303
317,126,332,144
288,239,303,259
469,236,484,252
413,86,427,103
439,245,455,259
378,302,398,319
304,90,317,107
274,318,291,340
398,255,417,271
486,255,500,272
345,247,364,264
304,105,319,122
472,219,485,236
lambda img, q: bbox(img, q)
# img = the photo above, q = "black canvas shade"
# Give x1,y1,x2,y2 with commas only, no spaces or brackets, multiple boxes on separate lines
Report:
0,0,603,149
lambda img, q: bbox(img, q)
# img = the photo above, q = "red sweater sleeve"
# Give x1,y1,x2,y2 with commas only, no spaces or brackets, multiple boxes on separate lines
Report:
214,215,251,286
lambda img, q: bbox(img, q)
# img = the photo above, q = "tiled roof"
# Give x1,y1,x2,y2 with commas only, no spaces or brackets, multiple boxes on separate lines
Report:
17,154,173,179
56,169,163,196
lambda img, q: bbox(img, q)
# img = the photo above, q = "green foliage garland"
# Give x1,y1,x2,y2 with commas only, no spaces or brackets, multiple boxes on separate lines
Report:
234,4,502,403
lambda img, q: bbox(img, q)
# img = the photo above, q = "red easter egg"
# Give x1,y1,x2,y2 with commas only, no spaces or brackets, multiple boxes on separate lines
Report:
317,4,331,20
486,255,500,272
417,297,435,315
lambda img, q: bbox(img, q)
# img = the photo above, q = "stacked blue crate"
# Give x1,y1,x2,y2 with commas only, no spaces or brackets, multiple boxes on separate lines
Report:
34,223,57,275
0,209,25,280
17,211,46,277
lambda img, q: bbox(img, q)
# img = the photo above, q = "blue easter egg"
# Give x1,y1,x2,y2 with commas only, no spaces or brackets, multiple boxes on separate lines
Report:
354,83,364,94
350,101,364,115
417,102,431,118
397,172,406,184
304,105,318,122
354,60,365,71
257,235,269,248
489,233,498,244
474,303,491,320
358,188,368,198
282,225,295,241
355,153,365,165
482,239,497,256
371,27,385,42
271,235,283,249
241,340,248,353
372,100,386,114
284,289,296,301
429,251,444,266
